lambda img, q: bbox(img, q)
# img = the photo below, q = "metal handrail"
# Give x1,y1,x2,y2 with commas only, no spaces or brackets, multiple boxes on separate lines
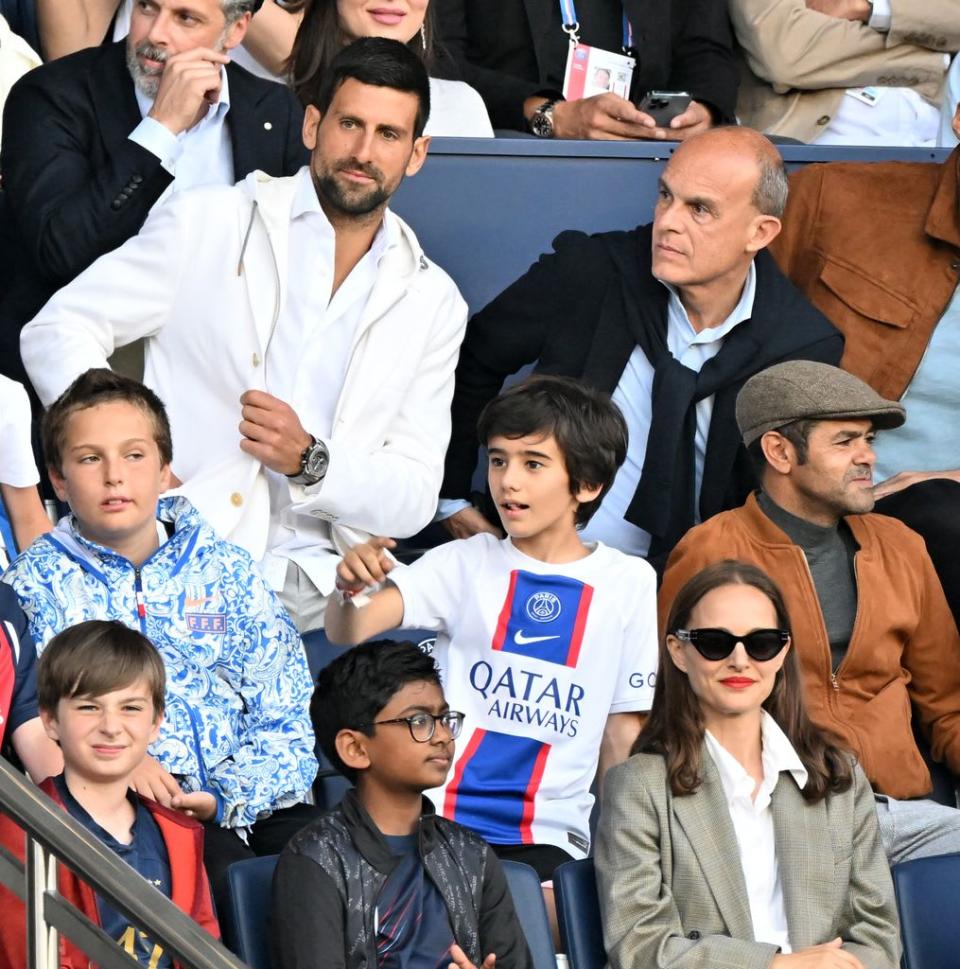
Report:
0,757,248,969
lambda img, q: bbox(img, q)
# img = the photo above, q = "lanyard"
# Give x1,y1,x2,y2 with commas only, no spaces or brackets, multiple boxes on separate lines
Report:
558,0,633,50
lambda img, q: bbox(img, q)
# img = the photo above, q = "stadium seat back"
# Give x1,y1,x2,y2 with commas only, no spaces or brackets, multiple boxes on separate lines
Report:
892,850,960,969
554,858,605,969
502,860,557,969
221,854,279,969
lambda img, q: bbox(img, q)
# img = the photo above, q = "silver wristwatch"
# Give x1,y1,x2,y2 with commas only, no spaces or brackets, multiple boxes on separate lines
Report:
530,98,561,138
288,437,329,486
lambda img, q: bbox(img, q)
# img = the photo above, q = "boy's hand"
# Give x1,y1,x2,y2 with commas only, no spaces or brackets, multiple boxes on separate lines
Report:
449,945,495,969
337,537,397,588
129,756,183,807
171,791,218,822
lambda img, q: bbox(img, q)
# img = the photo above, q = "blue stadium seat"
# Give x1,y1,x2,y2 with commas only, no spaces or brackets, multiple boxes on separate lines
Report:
554,859,605,969
501,860,556,969
891,851,960,969
220,854,279,969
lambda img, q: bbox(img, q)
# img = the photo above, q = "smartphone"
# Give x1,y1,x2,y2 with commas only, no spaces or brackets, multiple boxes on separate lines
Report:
636,91,692,127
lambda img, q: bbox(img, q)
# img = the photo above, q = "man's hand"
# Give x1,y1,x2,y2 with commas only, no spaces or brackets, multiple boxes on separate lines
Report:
772,939,865,968
449,944,496,969
549,93,656,140
660,100,714,141
441,506,503,540
540,94,713,141
239,390,313,475
804,0,872,21
873,469,960,501
338,537,397,589
148,47,230,135
129,756,183,808
171,791,218,822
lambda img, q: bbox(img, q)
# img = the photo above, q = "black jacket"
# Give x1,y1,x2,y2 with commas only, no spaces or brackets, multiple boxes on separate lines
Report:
436,0,738,130
271,790,530,969
0,40,307,388
441,225,844,555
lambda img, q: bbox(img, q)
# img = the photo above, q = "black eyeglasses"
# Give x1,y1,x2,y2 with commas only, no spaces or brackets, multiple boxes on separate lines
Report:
363,711,465,743
673,628,789,662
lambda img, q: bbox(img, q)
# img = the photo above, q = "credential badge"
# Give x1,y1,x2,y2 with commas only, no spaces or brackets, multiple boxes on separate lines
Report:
525,591,562,623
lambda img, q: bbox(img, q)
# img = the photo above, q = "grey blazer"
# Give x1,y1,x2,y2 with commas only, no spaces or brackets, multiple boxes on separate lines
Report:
595,749,900,969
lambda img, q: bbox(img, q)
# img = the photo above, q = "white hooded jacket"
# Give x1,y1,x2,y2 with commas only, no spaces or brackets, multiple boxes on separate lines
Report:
22,169,468,582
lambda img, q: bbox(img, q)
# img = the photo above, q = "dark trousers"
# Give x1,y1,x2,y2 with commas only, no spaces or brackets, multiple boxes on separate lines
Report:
203,802,323,915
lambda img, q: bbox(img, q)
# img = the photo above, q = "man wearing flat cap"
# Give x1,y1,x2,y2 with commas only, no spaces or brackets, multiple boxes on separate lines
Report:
660,360,960,864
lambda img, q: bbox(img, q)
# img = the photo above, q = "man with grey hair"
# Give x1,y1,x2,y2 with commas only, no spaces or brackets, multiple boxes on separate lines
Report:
0,0,305,390
439,126,841,571
661,359,960,864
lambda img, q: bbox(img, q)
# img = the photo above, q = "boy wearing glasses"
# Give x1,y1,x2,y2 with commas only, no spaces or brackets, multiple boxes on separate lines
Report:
272,640,530,969
325,376,658,883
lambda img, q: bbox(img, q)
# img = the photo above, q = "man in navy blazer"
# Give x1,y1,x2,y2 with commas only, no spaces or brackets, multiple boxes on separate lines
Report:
0,0,307,390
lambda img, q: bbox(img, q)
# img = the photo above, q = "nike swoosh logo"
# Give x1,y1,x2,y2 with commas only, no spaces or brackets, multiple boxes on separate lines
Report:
513,631,561,646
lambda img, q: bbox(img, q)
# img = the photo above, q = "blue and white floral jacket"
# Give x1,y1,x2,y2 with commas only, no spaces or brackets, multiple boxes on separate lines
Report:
2,496,317,828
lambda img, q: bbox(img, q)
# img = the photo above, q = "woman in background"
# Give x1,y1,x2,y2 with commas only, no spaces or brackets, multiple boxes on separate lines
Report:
288,0,492,137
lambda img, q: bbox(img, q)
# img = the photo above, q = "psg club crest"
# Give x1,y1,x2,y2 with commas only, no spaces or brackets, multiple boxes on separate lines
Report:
525,591,562,624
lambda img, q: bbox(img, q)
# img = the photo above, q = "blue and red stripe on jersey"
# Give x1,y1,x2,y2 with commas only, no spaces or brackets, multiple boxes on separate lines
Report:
444,729,551,845
492,570,594,668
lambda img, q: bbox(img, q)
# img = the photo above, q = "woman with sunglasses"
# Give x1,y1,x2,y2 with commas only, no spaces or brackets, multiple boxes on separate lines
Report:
595,560,899,969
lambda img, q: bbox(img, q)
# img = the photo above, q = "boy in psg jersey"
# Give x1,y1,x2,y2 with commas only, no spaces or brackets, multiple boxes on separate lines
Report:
326,375,658,883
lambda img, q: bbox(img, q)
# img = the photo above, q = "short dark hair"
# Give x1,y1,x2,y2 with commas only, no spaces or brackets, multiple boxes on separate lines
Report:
38,620,166,717
311,640,442,783
476,375,628,528
308,37,431,139
746,418,815,480
42,369,173,474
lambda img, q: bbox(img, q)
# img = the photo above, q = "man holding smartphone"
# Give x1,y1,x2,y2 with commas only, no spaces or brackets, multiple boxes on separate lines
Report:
435,0,737,139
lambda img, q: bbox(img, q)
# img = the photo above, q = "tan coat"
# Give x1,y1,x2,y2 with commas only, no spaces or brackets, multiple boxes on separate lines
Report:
596,749,900,969
730,0,957,142
659,493,960,799
770,150,960,399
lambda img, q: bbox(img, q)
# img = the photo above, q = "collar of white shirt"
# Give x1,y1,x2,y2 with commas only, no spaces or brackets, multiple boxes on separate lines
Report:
659,258,757,347
705,709,808,808
289,165,399,264
135,64,232,129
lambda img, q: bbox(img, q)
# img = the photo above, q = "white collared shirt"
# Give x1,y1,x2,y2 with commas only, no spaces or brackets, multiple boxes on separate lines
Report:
128,65,234,194
580,260,757,556
261,167,400,593
704,711,808,953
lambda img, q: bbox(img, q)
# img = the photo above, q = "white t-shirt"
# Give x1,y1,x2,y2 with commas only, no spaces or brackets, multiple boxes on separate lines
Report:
0,376,39,488
390,534,658,857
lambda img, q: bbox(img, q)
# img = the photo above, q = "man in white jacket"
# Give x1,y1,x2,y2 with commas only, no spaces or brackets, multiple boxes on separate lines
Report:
22,37,468,634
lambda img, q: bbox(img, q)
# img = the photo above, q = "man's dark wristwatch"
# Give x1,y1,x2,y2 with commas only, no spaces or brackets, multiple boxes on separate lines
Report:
530,98,562,138
287,436,329,486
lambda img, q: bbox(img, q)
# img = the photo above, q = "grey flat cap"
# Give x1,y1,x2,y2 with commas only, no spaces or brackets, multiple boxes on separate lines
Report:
736,361,906,446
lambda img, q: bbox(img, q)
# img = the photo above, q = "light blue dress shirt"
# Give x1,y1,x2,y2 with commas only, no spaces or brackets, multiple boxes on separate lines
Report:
128,67,234,192
874,285,960,481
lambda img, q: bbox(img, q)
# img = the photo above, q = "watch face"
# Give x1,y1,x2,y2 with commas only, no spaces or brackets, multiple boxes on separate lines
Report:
305,444,329,478
531,109,554,138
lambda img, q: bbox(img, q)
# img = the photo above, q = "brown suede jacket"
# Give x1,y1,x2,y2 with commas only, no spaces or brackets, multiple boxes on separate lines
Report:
659,493,960,799
770,148,960,400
